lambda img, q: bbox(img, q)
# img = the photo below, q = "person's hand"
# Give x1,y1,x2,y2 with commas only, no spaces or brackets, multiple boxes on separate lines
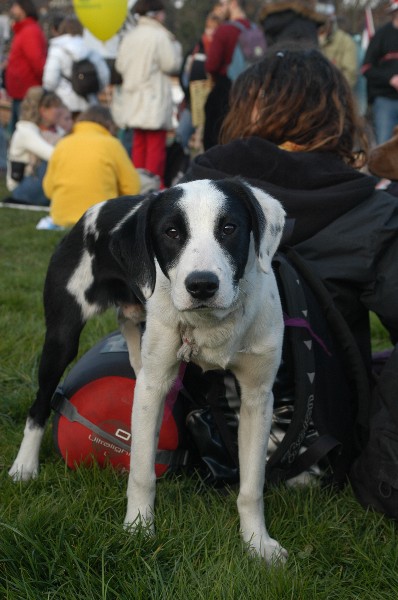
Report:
389,74,398,90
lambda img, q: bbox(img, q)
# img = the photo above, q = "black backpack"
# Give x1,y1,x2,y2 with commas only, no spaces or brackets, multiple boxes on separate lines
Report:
184,247,372,489
63,55,100,97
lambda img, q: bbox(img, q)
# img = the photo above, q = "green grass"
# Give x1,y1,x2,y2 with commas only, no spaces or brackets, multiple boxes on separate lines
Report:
0,200,397,600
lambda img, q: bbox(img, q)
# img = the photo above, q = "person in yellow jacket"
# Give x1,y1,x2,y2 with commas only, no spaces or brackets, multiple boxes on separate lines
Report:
43,105,141,228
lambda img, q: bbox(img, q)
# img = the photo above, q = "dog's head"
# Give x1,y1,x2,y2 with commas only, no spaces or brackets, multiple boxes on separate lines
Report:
110,178,285,311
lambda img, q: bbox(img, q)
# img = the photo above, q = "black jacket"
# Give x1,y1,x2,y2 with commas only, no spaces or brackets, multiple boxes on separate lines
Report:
362,22,398,103
182,137,398,348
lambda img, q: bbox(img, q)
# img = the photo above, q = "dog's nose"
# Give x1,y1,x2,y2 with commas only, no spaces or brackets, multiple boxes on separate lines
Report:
185,271,219,300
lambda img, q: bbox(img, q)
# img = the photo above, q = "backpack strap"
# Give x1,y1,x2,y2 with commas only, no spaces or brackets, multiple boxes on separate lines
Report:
60,47,74,82
284,246,372,446
228,20,254,32
51,390,191,468
269,434,341,482
266,252,319,483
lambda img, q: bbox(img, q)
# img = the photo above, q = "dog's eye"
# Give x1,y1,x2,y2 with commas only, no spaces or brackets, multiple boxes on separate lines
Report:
222,223,236,236
165,227,180,239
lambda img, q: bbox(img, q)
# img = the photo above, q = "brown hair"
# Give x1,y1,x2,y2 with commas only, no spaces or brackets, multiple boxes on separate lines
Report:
75,105,116,134
58,15,83,36
133,0,165,15
19,87,62,123
220,45,368,166
11,0,38,20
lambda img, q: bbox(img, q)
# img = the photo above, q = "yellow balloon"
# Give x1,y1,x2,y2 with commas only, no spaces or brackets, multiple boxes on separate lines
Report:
73,0,128,42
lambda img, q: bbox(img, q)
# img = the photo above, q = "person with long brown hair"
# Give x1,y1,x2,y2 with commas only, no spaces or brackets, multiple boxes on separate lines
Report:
219,44,367,163
5,86,63,206
183,45,398,362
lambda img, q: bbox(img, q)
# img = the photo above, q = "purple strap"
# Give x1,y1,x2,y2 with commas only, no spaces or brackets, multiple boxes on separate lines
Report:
283,313,331,356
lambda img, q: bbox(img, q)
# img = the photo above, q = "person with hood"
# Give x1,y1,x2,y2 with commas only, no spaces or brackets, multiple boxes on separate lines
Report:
182,45,398,363
4,0,47,133
42,15,110,119
259,0,325,47
115,0,182,187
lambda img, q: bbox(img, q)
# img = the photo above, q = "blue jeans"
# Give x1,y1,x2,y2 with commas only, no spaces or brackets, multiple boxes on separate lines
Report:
176,108,195,151
12,161,50,206
117,127,134,158
372,96,398,145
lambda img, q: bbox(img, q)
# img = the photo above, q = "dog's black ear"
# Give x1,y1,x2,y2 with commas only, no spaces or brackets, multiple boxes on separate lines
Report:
218,177,286,273
109,194,158,302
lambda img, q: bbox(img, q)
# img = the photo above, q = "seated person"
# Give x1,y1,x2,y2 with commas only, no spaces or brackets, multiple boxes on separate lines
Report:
6,87,63,206
43,105,141,228
40,102,73,145
183,45,398,366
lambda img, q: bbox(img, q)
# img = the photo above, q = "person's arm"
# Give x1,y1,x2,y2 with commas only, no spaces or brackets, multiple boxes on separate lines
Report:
42,46,62,91
88,50,111,89
361,227,398,346
22,26,46,80
158,33,183,75
362,29,394,88
22,128,55,162
205,26,226,75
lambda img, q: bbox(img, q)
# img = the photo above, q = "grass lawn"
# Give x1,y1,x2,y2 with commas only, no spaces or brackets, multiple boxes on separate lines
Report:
0,189,397,599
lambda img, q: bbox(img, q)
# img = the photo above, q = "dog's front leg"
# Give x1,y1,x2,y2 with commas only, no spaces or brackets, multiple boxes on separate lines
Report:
235,360,288,565
117,303,146,375
124,323,180,534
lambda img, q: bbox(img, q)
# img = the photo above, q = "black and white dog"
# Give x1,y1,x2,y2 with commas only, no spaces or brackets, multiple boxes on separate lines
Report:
10,178,287,564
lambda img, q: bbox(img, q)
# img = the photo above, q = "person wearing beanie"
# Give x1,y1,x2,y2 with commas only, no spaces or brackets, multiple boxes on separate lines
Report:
362,0,398,144
4,0,47,133
115,0,182,187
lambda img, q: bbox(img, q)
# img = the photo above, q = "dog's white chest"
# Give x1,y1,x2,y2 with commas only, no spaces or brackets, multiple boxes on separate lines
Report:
176,315,244,370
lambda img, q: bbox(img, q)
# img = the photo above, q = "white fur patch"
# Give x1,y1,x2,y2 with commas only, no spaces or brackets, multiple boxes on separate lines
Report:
66,249,101,319
111,199,144,235
8,417,45,481
84,202,106,240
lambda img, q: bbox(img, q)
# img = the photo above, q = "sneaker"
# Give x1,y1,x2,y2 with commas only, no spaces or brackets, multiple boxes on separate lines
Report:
36,216,65,231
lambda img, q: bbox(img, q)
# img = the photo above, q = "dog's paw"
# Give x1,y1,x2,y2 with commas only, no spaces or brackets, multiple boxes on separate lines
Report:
8,459,39,482
261,537,288,566
124,509,155,537
246,535,288,566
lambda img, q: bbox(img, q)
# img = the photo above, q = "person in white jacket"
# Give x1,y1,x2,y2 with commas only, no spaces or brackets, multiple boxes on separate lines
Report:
43,15,110,117
6,86,63,205
115,0,182,186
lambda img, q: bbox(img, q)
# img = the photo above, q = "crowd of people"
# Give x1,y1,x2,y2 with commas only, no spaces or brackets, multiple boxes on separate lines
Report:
0,0,397,232
0,0,397,218
0,0,177,225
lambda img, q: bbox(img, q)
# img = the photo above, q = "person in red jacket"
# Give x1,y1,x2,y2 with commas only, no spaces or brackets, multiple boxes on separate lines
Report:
4,0,47,133
203,0,250,150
